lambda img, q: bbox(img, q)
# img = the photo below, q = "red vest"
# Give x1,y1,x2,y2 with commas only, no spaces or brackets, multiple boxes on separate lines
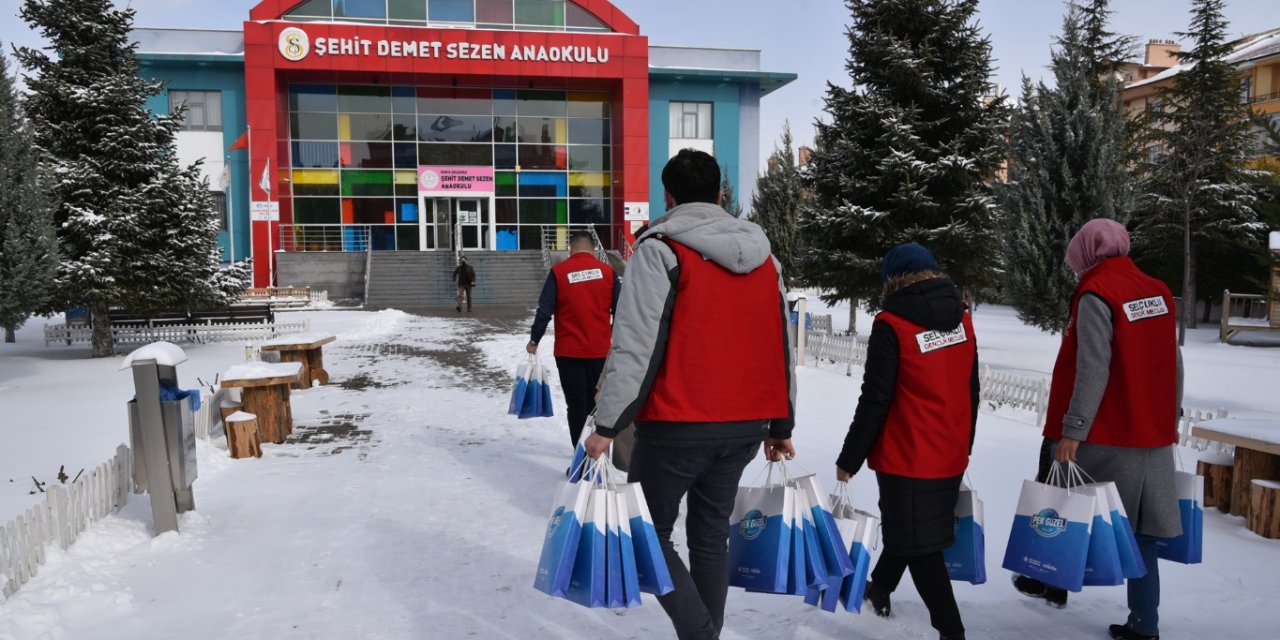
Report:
1044,257,1178,447
869,311,977,479
551,253,615,359
637,239,789,423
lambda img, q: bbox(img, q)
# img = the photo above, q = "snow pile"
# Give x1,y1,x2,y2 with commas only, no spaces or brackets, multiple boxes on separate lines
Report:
118,342,188,370
339,309,407,341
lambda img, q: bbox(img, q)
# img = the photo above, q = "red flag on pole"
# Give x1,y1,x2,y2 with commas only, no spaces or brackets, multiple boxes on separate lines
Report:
228,131,249,151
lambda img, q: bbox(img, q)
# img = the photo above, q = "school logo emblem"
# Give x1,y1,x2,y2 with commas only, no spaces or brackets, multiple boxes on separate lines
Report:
1030,508,1067,538
739,509,767,541
419,169,442,191
279,27,310,62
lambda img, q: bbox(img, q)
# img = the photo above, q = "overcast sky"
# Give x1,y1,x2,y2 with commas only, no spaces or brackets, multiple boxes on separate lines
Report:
1,0,1276,166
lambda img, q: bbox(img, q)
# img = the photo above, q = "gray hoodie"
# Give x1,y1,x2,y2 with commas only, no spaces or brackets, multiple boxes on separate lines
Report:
593,202,797,439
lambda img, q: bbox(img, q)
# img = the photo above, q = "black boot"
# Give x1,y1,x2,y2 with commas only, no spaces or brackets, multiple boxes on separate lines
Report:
1012,575,1067,608
1109,624,1158,640
864,581,891,618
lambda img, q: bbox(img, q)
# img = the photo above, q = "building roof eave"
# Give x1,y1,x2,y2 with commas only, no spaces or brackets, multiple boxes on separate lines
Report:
647,68,797,96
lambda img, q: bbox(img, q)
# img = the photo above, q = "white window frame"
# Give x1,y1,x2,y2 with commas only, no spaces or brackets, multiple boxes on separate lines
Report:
170,90,223,132
669,101,713,140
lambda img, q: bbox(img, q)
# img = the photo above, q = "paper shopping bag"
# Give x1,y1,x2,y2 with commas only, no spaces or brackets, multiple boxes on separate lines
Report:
728,483,793,593
533,472,594,597
1081,486,1125,587
1087,481,1146,578
793,475,855,581
1155,471,1203,565
781,487,809,595
944,484,987,584
838,509,879,614
507,359,531,415
564,487,608,608
539,361,555,418
519,360,543,419
614,493,643,608
605,490,626,608
621,483,675,596
1001,479,1095,592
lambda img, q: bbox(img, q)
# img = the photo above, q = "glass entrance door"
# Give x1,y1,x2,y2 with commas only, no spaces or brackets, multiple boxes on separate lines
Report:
418,197,452,251
457,199,484,250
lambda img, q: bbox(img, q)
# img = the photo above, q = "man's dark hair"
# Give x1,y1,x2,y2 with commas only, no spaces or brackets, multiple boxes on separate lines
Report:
662,149,720,205
569,231,594,250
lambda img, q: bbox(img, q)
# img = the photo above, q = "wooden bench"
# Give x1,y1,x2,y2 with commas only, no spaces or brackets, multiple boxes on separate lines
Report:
1192,419,1280,519
242,287,313,308
189,303,275,325
259,333,336,390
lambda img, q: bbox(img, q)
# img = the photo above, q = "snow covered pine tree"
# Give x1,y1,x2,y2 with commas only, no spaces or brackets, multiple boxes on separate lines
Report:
17,0,250,357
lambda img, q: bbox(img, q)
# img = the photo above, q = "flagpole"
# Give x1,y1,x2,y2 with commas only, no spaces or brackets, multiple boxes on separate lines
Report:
225,154,236,263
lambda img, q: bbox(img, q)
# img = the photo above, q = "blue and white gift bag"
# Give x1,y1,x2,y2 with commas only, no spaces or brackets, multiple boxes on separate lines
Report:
604,492,626,608
1155,471,1204,565
538,361,555,418
729,483,794,593
794,475,856,582
1081,485,1124,587
534,471,594,597
1002,477,1095,592
518,360,544,419
507,358,532,415
944,482,987,584
565,487,609,608
614,493,644,608
838,509,878,614
1089,481,1146,578
622,482,675,595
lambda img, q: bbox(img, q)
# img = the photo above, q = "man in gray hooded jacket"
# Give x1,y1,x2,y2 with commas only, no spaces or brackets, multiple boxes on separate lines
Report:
583,149,797,640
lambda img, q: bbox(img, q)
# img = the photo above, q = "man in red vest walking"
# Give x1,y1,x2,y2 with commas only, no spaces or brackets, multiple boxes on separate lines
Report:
1014,219,1182,640
527,231,620,448
583,150,796,640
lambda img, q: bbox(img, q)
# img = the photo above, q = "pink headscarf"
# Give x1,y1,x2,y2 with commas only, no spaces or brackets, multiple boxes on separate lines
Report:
1066,218,1130,275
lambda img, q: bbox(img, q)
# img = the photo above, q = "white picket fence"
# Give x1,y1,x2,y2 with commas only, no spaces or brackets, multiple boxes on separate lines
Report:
0,445,131,602
801,327,1231,455
43,320,310,348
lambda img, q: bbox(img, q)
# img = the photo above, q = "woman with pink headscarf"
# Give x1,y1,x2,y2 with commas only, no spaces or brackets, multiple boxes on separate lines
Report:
1012,219,1183,640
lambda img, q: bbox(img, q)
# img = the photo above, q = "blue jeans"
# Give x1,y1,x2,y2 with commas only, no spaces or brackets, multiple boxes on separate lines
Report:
628,438,761,640
1127,535,1161,635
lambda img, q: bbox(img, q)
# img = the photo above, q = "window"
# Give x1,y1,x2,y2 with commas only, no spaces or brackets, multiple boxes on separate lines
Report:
1240,77,1253,104
210,191,228,230
669,102,712,140
170,91,223,131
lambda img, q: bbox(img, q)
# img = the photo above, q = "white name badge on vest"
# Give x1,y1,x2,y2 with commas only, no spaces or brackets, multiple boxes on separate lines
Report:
916,325,968,354
1122,296,1169,322
567,268,604,284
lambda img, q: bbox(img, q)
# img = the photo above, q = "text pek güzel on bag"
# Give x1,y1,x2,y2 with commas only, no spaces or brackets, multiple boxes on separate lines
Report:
1002,467,1095,593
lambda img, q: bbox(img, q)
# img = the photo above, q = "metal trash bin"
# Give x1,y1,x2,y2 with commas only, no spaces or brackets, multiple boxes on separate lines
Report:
127,395,197,494
120,342,198,535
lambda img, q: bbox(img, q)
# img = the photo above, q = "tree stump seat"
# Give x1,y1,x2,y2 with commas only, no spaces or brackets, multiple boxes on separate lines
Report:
225,411,262,459
1248,479,1280,540
1197,454,1234,513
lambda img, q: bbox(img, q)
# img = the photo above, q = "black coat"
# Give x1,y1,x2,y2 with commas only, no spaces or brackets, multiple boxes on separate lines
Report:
837,277,979,556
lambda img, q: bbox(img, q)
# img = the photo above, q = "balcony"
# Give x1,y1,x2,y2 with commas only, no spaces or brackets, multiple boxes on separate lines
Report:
1252,91,1280,105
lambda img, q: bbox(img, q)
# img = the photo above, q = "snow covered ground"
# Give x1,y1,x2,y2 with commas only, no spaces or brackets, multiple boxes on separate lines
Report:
1,304,1278,640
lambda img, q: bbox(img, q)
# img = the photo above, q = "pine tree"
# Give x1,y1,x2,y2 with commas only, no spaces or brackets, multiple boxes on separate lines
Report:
1131,0,1265,345
997,0,1135,333
719,165,744,218
0,46,59,343
752,122,804,288
16,0,248,356
800,0,1008,309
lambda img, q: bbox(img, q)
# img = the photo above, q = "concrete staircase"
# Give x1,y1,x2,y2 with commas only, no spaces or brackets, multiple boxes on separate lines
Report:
365,251,547,309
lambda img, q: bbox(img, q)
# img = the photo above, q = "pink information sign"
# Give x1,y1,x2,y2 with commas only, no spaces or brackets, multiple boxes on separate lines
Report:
417,166,496,194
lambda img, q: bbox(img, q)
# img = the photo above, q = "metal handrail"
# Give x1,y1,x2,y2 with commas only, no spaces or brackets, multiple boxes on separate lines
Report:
278,224,370,252
1250,91,1280,104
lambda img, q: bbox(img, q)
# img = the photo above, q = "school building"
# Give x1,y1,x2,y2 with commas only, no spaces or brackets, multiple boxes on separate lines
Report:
132,0,796,300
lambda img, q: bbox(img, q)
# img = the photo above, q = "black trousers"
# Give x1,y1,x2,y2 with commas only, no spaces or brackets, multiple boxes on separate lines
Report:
871,550,965,637
629,438,759,640
554,356,605,447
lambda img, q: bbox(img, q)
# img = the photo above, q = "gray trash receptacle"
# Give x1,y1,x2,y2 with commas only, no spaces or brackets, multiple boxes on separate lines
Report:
127,397,197,494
